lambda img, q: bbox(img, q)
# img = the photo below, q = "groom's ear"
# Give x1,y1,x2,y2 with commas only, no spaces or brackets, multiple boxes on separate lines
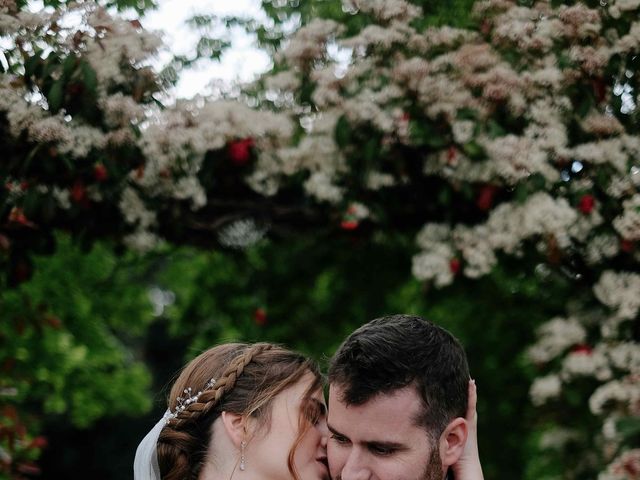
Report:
438,417,468,468
220,411,247,448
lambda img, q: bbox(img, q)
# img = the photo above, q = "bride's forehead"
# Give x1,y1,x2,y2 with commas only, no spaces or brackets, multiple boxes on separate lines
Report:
275,374,323,405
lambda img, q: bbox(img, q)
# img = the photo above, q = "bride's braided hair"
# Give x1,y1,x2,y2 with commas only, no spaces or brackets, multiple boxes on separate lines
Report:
156,342,322,480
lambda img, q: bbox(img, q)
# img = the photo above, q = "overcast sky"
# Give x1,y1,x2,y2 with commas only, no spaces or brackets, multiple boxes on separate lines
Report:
141,0,272,99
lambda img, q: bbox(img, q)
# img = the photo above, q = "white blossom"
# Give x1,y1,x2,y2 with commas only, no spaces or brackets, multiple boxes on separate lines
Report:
530,374,562,406
613,195,640,241
123,229,160,253
350,0,422,22
599,449,640,480
304,171,344,204
594,271,640,320
562,348,612,381
119,186,156,229
281,19,344,68
528,317,587,364
452,120,475,144
590,376,640,415
411,244,456,287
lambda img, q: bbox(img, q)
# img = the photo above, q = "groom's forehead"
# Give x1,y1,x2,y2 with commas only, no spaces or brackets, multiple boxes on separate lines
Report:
327,383,423,420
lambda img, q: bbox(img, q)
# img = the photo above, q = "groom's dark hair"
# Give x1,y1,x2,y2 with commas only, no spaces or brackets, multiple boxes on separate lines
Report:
329,314,470,438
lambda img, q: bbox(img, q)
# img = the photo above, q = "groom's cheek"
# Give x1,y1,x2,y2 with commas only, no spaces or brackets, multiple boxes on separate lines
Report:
327,440,344,479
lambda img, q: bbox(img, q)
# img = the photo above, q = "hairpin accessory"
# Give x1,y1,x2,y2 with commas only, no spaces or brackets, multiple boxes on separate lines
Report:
164,378,216,424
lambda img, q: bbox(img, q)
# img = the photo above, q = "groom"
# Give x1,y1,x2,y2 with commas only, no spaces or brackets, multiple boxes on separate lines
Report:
326,314,471,480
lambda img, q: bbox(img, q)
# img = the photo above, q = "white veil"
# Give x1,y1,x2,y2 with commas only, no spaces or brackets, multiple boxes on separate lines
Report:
134,378,216,479
133,412,168,480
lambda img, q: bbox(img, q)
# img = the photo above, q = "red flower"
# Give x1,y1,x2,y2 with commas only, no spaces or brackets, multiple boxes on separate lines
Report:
29,436,48,449
70,180,87,204
254,308,267,326
17,463,41,475
1,357,15,372
591,78,607,104
449,258,461,275
340,220,359,231
228,138,254,166
447,146,458,164
8,207,34,227
480,19,492,36
571,344,592,355
578,194,595,214
620,239,635,253
2,405,17,421
44,315,62,329
94,163,108,182
476,185,498,212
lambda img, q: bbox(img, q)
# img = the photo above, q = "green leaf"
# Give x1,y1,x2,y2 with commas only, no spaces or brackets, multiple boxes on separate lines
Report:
80,60,98,99
186,14,217,28
486,120,506,139
24,55,41,79
410,120,447,148
334,115,352,148
42,194,56,223
363,137,379,163
47,78,65,113
62,54,77,80
462,141,484,159
42,54,61,80
195,37,231,61
438,187,452,205
576,95,594,118
456,108,478,121
616,416,640,439
23,190,40,218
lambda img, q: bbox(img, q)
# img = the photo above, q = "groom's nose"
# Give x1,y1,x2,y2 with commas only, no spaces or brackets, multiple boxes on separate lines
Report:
339,449,372,480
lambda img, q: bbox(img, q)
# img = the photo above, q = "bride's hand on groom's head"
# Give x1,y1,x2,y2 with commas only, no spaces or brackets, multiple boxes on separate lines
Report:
450,379,484,480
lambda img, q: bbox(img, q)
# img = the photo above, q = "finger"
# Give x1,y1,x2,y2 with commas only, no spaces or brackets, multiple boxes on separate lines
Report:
467,379,477,424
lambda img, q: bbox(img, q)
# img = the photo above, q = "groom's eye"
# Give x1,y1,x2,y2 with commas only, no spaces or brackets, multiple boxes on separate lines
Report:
368,444,396,456
330,433,349,445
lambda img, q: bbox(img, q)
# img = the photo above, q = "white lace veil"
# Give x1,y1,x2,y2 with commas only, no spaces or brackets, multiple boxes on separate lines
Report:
133,412,168,480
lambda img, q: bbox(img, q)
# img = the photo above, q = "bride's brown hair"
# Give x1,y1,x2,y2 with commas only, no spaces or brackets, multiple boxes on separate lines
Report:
157,342,323,480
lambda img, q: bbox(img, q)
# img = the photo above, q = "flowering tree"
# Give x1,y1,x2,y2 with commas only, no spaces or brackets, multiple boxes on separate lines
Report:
2,0,640,477
258,1,639,477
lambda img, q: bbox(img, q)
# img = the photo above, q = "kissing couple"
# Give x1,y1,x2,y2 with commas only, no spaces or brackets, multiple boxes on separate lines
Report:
135,314,484,480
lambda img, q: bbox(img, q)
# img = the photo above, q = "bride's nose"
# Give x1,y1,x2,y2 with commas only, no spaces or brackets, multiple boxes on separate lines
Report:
321,432,328,449
317,418,329,441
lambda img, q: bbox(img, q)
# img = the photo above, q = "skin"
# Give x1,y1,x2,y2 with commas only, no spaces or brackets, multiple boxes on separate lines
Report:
450,380,484,480
238,373,330,480
327,385,446,480
207,378,480,480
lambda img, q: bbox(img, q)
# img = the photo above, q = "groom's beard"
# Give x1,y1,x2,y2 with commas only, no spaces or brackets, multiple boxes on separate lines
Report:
422,444,444,480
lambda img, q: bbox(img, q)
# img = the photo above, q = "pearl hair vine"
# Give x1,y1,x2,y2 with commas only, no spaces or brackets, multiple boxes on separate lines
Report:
164,377,217,424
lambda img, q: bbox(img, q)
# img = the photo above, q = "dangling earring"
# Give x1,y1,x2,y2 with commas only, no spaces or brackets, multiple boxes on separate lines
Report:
239,440,247,471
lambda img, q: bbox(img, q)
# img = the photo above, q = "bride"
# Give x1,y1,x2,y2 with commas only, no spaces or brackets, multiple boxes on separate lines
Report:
134,342,483,480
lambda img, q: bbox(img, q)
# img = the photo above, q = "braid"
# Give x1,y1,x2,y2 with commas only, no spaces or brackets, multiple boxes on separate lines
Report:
171,343,274,427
